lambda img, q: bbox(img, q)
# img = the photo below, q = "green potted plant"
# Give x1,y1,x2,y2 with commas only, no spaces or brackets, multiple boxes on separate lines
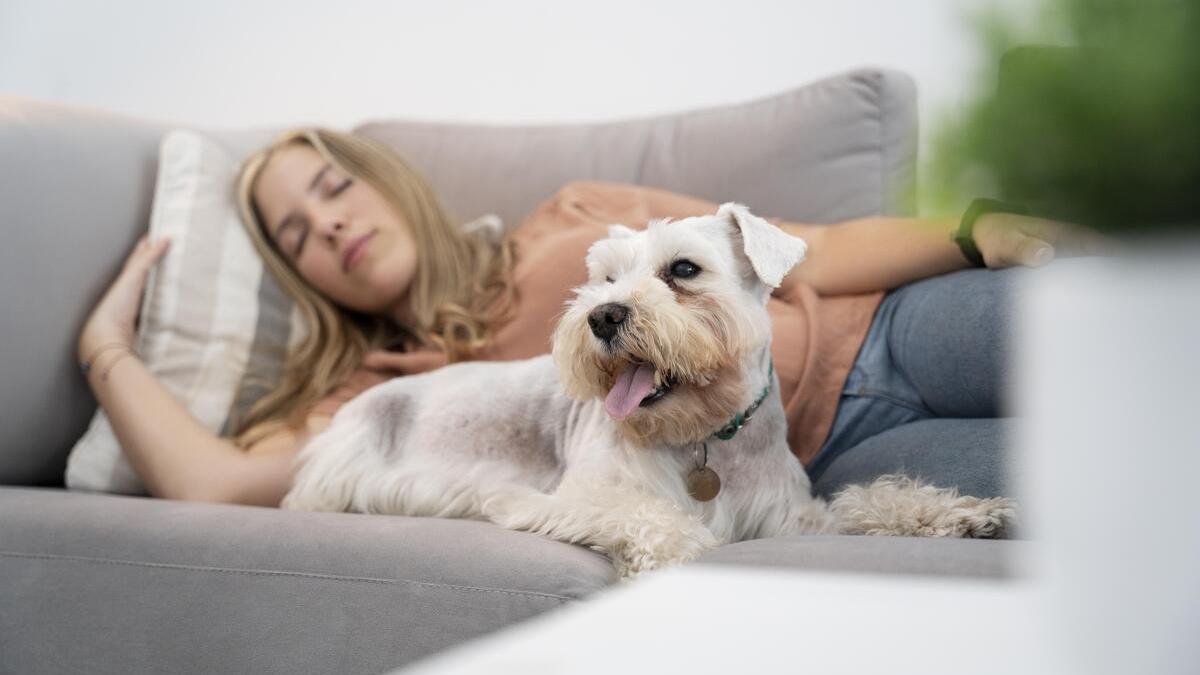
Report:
927,0,1199,236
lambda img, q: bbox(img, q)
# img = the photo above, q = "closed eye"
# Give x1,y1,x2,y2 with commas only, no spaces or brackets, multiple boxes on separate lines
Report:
293,223,309,257
292,179,351,256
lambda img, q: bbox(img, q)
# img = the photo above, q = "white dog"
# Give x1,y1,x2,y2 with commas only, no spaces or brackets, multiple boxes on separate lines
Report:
283,204,1014,577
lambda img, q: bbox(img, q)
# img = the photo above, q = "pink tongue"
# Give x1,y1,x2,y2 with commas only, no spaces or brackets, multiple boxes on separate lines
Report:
604,362,658,420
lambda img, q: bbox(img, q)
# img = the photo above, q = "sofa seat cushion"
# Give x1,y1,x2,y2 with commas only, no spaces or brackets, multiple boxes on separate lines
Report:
0,487,616,674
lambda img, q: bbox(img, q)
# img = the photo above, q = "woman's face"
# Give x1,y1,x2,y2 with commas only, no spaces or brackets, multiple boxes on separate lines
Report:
253,144,418,318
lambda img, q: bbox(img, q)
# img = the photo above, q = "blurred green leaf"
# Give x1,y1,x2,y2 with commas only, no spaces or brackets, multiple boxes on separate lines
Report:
926,0,1200,232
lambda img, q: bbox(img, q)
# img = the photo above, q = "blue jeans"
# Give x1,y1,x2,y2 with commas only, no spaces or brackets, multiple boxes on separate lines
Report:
807,266,1024,499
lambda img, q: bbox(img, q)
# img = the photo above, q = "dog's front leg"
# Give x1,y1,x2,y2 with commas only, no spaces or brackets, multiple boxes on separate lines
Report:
482,477,718,578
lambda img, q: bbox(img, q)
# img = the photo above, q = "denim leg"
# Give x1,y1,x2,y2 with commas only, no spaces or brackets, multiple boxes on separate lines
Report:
807,288,928,483
808,267,1025,484
812,417,1017,500
882,266,1025,417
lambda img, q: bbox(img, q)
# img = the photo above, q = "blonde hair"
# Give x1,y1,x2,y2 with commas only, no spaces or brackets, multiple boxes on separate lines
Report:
230,128,517,449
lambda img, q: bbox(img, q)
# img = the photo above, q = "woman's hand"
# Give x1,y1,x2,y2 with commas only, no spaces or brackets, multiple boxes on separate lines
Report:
78,234,171,364
973,212,1121,269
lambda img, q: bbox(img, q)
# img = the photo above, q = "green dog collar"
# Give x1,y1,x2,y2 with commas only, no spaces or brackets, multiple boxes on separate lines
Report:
713,358,774,441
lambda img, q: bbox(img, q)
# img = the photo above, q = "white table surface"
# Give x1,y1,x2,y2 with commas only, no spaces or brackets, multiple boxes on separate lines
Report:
395,564,1048,675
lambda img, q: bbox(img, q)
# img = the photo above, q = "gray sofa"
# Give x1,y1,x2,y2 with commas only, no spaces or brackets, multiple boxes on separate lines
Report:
0,69,1021,674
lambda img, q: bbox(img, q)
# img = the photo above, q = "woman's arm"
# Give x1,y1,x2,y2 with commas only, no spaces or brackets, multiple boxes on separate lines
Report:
776,216,968,297
547,182,968,296
547,182,1112,298
84,353,321,506
776,211,1117,297
77,233,325,506
554,182,970,296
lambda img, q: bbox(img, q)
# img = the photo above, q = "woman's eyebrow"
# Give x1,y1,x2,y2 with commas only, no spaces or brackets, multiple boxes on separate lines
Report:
271,163,332,237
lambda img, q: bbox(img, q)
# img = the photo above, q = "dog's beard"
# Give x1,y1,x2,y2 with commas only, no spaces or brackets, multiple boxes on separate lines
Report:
552,294,766,447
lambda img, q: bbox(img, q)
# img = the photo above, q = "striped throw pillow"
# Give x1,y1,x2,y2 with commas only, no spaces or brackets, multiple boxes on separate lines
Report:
65,130,304,495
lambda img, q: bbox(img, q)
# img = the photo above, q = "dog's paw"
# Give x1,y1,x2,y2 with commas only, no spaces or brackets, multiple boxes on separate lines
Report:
611,527,719,579
951,496,1016,539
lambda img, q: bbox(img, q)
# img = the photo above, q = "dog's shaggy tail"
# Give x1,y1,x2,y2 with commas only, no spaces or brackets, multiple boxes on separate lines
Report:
829,474,1016,539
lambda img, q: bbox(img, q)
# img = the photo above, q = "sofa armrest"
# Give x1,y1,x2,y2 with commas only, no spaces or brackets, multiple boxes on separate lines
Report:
0,96,168,486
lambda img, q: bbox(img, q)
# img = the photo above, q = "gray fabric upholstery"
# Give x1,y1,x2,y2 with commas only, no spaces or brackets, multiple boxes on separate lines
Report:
0,487,615,674
696,534,1024,578
1,97,167,488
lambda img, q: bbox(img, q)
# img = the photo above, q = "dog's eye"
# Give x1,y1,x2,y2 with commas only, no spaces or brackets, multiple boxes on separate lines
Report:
605,276,614,284
669,260,701,279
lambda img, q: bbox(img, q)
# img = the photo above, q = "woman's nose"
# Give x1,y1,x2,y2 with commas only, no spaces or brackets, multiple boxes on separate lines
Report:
319,219,346,241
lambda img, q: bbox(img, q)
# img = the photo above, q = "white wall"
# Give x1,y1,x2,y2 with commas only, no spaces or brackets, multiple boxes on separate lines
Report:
1,0,1009,207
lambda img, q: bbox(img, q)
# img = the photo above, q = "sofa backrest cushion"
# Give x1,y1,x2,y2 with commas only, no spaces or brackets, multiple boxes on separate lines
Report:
356,68,917,230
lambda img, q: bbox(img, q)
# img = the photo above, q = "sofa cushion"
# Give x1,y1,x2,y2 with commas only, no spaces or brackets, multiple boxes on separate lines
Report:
0,486,616,673
355,68,917,231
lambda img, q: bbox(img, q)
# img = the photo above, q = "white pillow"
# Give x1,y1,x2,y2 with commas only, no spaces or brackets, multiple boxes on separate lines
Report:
65,129,504,495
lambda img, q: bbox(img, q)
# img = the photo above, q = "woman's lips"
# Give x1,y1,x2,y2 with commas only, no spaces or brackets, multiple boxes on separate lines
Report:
343,231,376,272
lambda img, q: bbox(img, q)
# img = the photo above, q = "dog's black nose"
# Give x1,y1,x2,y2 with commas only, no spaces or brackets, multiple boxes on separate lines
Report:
588,303,629,342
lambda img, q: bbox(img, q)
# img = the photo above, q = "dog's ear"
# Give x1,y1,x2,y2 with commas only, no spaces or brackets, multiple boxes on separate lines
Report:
607,223,637,239
718,202,807,288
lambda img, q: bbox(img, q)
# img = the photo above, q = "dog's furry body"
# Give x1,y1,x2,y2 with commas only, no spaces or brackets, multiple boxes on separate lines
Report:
284,204,1013,576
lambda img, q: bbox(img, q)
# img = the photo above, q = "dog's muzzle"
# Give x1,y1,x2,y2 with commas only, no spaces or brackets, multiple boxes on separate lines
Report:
585,302,681,420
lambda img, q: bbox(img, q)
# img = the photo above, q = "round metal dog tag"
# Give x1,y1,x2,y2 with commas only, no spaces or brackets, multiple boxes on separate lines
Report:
687,467,721,502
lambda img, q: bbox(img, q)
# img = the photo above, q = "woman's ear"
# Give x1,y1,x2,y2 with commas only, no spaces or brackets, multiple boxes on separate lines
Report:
717,202,807,288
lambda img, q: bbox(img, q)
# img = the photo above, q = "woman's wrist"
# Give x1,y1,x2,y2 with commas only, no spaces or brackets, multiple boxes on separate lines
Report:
954,198,1031,268
81,343,138,382
78,330,132,362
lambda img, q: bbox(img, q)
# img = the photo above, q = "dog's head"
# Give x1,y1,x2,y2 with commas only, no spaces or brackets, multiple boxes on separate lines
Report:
551,203,807,447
